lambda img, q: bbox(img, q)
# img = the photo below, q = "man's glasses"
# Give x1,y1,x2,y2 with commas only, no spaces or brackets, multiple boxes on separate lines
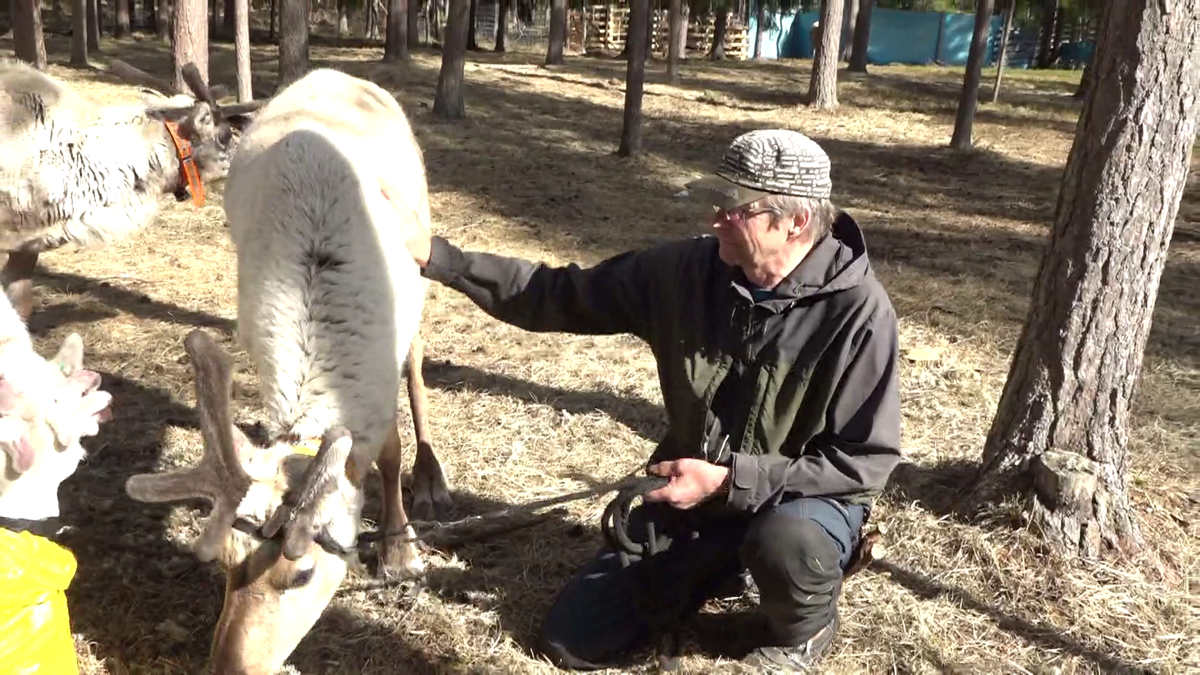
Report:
711,204,775,226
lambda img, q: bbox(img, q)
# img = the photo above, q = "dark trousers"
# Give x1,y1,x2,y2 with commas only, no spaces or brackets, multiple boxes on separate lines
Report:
536,496,867,670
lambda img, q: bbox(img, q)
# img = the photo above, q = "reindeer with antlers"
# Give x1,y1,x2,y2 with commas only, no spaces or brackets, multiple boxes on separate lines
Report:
124,66,452,674
0,58,260,320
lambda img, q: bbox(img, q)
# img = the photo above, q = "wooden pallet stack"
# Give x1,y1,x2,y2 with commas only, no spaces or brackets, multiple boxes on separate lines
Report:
583,3,749,60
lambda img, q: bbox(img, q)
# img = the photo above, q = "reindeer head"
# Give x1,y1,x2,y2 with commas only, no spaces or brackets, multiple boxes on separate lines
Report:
124,329,367,674
111,60,263,184
0,332,114,521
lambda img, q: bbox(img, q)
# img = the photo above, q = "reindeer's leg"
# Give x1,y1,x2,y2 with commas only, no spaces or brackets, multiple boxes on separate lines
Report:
376,421,425,578
3,251,39,322
407,333,454,522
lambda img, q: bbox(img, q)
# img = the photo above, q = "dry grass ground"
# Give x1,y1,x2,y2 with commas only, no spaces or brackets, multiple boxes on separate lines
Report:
4,33,1197,674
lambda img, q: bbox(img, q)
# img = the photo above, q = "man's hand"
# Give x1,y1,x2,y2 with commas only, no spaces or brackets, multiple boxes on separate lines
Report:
380,181,433,268
644,458,729,510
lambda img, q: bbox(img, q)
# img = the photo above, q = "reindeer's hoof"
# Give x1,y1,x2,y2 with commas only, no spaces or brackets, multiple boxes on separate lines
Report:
377,528,425,579
412,488,454,522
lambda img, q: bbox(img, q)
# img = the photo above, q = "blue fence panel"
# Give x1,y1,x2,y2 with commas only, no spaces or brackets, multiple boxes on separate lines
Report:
747,4,1025,67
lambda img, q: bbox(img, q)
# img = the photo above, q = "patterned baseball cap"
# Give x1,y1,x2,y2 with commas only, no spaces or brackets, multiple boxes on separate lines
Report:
685,129,833,209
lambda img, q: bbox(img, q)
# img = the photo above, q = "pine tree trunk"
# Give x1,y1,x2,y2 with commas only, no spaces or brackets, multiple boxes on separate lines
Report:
384,0,408,59
278,0,309,90
1073,59,1093,99
709,8,726,59
667,0,681,80
234,0,251,101
989,0,1014,103
338,0,349,37
406,0,419,45
970,0,1199,559
116,0,131,36
617,0,647,157
949,0,993,150
494,0,507,51
752,0,764,59
839,0,856,60
433,0,469,118
467,0,479,49
157,0,171,40
848,0,871,72
72,0,89,63
1036,0,1056,67
87,0,100,50
172,0,208,92
222,0,234,37
545,0,566,64
806,0,843,109
268,0,277,41
13,0,48,69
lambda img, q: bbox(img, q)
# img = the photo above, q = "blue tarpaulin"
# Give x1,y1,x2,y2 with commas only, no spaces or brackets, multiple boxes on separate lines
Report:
746,5,1028,67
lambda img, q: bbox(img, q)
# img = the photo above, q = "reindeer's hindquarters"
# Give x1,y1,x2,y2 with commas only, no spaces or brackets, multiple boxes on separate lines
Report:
224,126,425,461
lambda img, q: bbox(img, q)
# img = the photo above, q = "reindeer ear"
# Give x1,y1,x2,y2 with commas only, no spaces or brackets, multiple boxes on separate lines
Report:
49,333,85,377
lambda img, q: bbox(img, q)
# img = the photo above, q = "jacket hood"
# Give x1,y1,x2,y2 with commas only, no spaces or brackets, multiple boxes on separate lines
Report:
745,210,873,306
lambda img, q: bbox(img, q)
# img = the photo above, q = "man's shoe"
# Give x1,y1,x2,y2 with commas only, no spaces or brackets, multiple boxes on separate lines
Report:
741,612,839,672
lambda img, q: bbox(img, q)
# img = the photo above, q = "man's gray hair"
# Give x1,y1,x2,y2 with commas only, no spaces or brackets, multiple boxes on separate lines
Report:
761,194,838,242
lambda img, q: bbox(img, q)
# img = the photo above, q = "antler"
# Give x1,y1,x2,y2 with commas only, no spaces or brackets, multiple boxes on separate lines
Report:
181,61,266,118
260,427,355,561
125,329,253,562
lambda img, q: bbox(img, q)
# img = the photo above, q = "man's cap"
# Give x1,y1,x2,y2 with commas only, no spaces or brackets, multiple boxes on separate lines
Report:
684,129,833,210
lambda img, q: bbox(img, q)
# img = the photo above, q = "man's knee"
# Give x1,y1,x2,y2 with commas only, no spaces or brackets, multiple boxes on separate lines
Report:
740,510,846,643
742,513,843,590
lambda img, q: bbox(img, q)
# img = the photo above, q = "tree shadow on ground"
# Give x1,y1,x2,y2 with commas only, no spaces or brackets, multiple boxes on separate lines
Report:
422,358,667,442
863,560,1156,675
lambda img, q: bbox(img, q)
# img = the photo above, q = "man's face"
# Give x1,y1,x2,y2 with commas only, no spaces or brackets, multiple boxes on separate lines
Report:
710,202,794,269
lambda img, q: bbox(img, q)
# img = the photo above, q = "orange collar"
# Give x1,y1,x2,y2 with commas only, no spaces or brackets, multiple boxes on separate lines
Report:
164,121,205,208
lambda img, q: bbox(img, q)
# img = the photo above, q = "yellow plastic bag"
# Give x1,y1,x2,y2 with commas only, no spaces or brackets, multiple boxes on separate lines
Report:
0,528,80,675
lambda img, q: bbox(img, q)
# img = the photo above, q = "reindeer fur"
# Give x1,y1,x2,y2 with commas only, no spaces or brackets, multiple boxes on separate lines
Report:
0,59,238,254
222,68,430,472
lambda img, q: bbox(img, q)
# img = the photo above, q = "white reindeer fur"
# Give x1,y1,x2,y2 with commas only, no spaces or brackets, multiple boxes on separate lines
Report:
0,59,212,253
222,68,431,474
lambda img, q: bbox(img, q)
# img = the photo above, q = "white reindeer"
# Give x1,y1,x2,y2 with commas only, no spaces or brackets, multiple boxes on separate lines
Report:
124,68,453,674
0,291,113,524
0,58,258,320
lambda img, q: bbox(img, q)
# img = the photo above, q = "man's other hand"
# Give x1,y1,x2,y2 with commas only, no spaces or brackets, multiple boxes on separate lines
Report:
645,458,729,510
380,181,433,268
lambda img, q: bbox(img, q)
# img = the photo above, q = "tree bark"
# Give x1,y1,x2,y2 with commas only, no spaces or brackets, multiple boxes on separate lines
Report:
157,0,171,40
1037,0,1057,67
494,0,508,51
752,0,764,59
709,8,727,59
989,0,1014,103
87,0,100,51
268,0,277,41
848,0,871,72
839,0,857,60
407,0,419,46
949,0,993,149
545,0,566,64
222,0,234,37
970,0,1199,559
278,0,309,90
13,0,48,69
617,0,648,157
172,0,208,93
1073,59,1094,98
116,0,131,36
806,0,843,109
234,0,251,101
433,0,469,118
384,0,409,60
467,0,479,49
72,0,89,63
667,0,681,80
